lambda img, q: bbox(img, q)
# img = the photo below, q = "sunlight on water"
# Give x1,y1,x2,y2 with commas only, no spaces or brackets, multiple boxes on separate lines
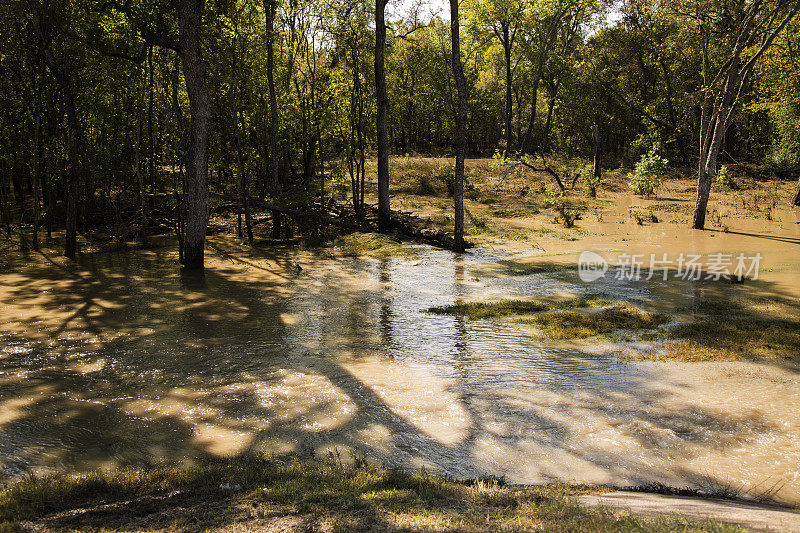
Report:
0,240,799,504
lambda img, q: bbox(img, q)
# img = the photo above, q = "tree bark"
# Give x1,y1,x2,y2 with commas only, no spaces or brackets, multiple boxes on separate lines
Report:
265,0,282,238
793,180,800,206
375,0,391,232
32,68,42,251
450,0,467,253
30,3,79,258
502,23,513,155
592,123,602,180
178,0,211,269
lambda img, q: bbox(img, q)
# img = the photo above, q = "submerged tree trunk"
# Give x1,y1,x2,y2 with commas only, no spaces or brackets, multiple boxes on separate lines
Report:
179,0,211,269
375,0,391,232
450,0,467,253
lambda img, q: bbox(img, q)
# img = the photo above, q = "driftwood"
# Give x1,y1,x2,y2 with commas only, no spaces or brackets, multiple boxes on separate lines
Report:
149,192,471,250
210,193,362,231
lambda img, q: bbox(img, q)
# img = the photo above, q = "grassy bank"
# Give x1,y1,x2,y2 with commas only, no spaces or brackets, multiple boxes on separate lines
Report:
0,456,740,532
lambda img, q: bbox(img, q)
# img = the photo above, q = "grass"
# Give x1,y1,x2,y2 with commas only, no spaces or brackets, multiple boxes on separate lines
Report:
427,296,669,339
0,455,741,532
334,232,417,260
428,299,551,319
623,298,800,361
528,306,670,339
662,318,800,361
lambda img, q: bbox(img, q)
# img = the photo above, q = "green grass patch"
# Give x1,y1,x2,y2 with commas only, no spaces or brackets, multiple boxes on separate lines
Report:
648,202,695,215
428,299,550,319
428,297,669,340
529,306,670,339
663,318,800,361
0,456,740,532
632,297,800,361
334,233,417,259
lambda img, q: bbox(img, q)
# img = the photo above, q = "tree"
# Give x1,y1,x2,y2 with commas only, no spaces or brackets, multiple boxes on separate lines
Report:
752,17,800,204
375,0,391,232
464,0,526,155
686,0,800,229
450,0,467,252
29,0,81,259
265,0,283,236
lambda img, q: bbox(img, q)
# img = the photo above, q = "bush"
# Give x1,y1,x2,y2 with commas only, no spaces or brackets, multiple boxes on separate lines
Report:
765,105,800,171
629,147,668,198
330,162,350,200
715,165,737,191
581,163,601,198
545,192,582,228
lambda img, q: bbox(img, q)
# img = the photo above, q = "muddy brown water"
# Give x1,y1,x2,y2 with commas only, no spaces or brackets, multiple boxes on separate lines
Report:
1,218,799,505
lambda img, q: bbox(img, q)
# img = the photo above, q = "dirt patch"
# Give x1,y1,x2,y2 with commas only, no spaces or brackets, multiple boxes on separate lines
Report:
580,491,800,532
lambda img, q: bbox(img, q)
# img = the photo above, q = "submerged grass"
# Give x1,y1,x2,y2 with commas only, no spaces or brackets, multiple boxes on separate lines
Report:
660,302,800,361
428,299,551,319
625,297,800,362
334,232,417,260
0,456,740,532
528,306,671,339
428,296,668,339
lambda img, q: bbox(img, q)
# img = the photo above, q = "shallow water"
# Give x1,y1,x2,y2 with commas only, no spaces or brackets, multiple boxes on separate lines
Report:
1,235,799,504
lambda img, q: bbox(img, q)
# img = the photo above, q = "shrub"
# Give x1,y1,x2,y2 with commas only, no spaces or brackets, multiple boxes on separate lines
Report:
330,163,350,200
581,163,601,198
629,147,668,198
715,165,737,191
765,105,800,171
545,192,582,228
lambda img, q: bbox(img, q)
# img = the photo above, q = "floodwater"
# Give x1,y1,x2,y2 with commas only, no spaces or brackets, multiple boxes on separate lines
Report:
1,222,799,504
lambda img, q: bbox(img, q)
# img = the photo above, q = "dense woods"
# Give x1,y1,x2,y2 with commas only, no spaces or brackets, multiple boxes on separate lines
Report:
1,0,799,269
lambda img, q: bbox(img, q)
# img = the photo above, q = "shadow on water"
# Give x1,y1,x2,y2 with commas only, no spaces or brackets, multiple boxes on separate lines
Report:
0,238,798,503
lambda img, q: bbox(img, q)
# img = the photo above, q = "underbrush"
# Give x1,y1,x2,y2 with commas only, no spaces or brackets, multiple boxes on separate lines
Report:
333,232,417,259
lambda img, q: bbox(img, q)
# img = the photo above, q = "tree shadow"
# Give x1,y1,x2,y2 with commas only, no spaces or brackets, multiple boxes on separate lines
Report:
0,239,797,505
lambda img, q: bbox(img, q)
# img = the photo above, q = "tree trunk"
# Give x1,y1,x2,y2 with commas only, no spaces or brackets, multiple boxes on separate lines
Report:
32,71,42,251
56,75,79,259
521,24,558,154
265,0,282,239
31,3,80,259
502,24,513,155
135,84,149,244
178,0,211,270
450,0,467,253
375,0,391,232
793,180,800,206
592,124,602,180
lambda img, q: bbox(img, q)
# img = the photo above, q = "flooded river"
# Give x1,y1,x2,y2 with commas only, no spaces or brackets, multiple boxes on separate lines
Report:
1,231,799,505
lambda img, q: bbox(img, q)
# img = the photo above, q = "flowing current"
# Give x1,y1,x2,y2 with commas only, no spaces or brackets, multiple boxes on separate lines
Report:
1,238,799,505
